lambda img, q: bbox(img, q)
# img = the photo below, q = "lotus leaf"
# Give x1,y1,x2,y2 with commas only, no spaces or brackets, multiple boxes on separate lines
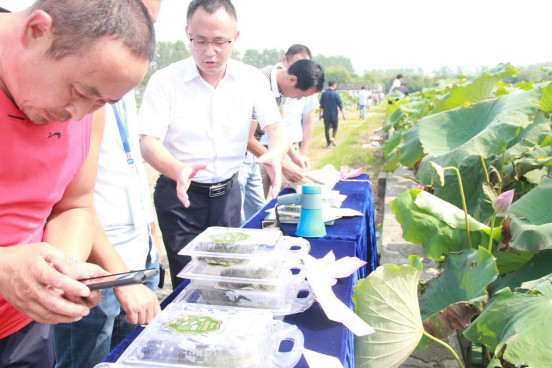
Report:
464,291,552,368
433,63,518,113
489,250,552,296
539,81,552,114
390,189,490,259
521,273,552,298
353,256,424,368
506,176,552,252
415,89,541,185
420,248,497,321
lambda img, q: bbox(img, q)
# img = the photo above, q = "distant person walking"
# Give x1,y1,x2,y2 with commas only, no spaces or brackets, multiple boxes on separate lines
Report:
356,86,369,120
319,81,346,149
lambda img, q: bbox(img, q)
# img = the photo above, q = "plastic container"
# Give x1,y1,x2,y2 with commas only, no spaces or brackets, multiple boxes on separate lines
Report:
174,279,315,316
176,257,306,291
178,228,310,266
117,303,304,368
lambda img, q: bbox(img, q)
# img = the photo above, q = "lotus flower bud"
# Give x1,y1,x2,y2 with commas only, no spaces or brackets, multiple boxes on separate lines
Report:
493,189,514,213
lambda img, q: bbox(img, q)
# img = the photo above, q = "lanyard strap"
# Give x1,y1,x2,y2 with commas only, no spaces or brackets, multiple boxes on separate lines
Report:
112,103,135,166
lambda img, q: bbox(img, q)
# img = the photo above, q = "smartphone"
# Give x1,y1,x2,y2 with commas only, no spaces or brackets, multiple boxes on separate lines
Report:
79,268,159,290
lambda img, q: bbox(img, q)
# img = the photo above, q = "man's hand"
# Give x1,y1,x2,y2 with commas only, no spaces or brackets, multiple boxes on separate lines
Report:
289,152,310,170
282,161,305,183
175,164,207,207
113,284,160,325
256,151,282,199
0,243,106,325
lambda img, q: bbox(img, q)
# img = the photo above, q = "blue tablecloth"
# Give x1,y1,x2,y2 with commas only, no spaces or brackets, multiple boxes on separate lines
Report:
104,175,377,368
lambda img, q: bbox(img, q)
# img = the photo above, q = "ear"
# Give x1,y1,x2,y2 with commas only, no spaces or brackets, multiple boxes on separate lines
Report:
288,74,297,86
22,10,53,50
281,55,288,68
185,25,189,39
233,30,240,42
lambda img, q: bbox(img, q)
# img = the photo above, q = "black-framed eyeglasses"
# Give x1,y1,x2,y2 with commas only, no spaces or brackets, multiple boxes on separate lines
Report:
189,38,233,51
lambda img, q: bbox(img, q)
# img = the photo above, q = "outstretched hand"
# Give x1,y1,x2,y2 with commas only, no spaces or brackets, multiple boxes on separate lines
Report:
0,243,107,325
175,163,207,207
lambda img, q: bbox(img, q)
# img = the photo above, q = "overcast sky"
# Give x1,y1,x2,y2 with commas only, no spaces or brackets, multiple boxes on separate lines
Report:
3,0,551,75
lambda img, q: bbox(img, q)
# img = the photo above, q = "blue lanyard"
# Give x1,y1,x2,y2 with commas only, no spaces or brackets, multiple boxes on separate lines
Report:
112,102,135,166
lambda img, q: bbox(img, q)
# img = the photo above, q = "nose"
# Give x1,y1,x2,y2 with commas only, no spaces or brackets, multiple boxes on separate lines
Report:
66,99,102,121
204,42,217,56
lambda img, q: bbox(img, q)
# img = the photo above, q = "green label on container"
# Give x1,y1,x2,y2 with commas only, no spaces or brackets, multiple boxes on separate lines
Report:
167,315,222,334
208,232,249,244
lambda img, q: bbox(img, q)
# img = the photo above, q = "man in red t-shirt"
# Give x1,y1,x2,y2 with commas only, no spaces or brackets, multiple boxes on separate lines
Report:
0,1,155,366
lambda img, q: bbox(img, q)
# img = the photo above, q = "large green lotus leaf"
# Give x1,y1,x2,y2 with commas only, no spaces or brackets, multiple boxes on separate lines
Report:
488,250,552,297
463,291,552,368
390,189,490,259
539,81,552,114
506,176,552,252
433,63,518,113
353,256,424,368
521,274,552,298
420,248,497,320
416,89,541,185
399,123,425,167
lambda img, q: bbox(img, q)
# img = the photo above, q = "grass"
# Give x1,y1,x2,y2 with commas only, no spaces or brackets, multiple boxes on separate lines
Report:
308,103,386,181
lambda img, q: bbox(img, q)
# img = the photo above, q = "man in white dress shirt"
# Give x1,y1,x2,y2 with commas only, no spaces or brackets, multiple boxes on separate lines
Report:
138,0,286,288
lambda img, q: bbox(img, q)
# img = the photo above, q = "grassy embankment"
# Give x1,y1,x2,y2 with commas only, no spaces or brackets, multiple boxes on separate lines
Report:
308,103,386,180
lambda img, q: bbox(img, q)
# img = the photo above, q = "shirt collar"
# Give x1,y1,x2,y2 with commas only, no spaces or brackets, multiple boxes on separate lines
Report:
270,64,285,99
181,57,239,84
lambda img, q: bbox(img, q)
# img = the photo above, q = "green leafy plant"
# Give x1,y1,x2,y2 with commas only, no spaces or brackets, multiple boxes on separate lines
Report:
355,65,552,367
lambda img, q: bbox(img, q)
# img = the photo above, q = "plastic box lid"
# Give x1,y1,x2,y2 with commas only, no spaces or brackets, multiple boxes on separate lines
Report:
117,303,304,368
178,228,310,262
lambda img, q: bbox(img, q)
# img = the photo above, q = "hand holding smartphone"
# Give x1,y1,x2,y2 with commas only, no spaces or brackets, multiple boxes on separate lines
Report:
79,268,158,290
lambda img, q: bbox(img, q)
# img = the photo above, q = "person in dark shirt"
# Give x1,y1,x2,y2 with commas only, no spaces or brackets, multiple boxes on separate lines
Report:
318,80,346,148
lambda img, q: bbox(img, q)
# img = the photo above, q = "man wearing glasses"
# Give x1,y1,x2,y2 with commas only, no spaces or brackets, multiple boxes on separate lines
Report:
138,0,286,288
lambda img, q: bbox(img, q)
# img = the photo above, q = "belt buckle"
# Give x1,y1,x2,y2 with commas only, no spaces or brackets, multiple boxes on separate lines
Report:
209,183,226,197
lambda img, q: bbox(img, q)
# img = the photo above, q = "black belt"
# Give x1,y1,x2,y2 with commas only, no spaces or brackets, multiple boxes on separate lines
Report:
161,172,238,198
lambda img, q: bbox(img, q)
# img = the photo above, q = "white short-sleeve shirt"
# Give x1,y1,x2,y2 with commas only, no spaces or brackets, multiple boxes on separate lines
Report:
138,57,281,183
260,94,318,145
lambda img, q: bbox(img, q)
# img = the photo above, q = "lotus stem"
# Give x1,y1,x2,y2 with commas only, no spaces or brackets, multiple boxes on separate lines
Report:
479,156,490,183
498,150,506,194
488,212,497,252
423,331,466,368
446,166,472,249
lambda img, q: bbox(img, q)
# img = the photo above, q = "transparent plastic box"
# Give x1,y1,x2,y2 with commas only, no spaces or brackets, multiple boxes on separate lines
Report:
174,279,315,316
176,257,306,291
178,228,310,266
117,303,304,368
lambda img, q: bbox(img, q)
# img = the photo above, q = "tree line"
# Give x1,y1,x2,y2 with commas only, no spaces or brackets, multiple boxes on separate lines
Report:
141,41,552,94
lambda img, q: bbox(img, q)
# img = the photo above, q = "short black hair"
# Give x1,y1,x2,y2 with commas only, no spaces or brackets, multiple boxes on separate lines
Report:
328,81,336,87
287,59,324,92
31,0,156,61
285,44,312,60
397,74,403,79
187,0,237,24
